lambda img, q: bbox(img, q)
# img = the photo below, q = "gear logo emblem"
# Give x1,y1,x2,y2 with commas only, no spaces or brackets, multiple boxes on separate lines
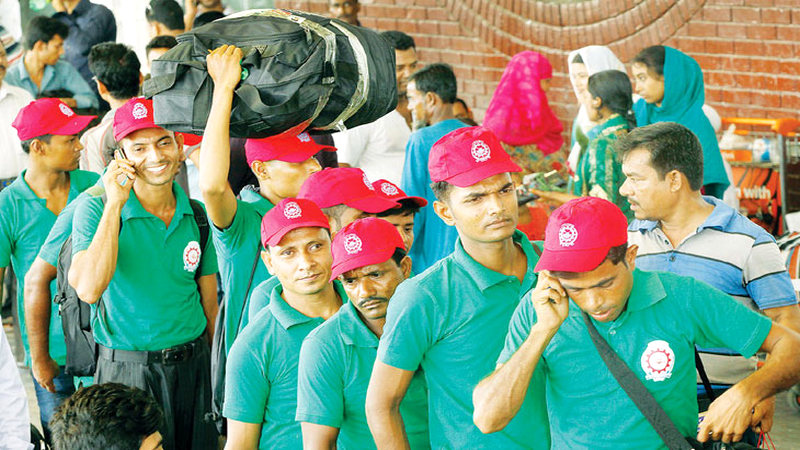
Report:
343,233,363,255
381,182,399,197
298,132,311,142
283,201,302,219
58,103,74,117
132,102,148,120
558,223,579,247
183,241,202,272
641,340,675,382
470,140,491,162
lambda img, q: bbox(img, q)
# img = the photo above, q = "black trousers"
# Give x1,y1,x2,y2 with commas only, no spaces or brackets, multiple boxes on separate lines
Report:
96,337,218,450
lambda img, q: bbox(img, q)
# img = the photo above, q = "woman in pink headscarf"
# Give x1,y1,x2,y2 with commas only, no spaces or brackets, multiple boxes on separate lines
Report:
484,51,565,174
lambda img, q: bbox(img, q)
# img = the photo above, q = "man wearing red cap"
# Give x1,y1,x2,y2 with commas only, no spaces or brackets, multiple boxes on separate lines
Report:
69,97,219,449
296,218,429,449
200,45,335,351
298,167,399,236
474,197,800,447
373,179,426,254
367,126,549,449
0,97,98,439
224,198,345,449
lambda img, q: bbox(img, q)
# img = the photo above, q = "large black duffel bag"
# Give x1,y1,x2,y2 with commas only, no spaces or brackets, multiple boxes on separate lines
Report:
142,9,397,138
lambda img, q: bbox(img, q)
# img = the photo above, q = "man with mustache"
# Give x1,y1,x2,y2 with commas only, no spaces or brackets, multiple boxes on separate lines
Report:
0,98,98,440
224,198,345,450
367,126,550,449
69,97,219,449
297,217,429,449
329,0,360,26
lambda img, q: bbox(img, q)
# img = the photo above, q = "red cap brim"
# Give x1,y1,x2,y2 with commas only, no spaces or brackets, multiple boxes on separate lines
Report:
263,219,331,247
344,195,401,214
442,159,522,187
275,145,336,163
395,195,428,208
114,122,161,142
534,246,610,273
49,114,96,138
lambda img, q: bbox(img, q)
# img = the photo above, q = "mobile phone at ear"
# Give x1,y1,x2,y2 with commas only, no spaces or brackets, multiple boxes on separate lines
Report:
114,149,129,186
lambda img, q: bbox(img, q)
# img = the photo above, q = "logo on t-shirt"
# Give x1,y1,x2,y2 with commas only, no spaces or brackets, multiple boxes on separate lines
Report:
471,140,491,162
380,182,399,197
183,240,202,272
641,340,675,382
58,103,74,117
343,233,363,255
132,102,148,120
558,223,578,247
283,201,302,219
297,132,311,142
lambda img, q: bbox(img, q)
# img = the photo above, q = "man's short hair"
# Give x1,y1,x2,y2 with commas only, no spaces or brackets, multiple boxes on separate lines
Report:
24,16,69,50
20,135,52,154
431,180,453,203
89,43,141,100
549,243,628,279
380,30,415,51
193,11,226,28
390,247,408,266
376,199,421,218
145,35,178,54
409,63,457,104
50,383,164,450
145,0,185,31
616,122,704,191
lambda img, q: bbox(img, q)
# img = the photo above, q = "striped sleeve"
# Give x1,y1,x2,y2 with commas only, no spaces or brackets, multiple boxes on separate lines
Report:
744,241,798,309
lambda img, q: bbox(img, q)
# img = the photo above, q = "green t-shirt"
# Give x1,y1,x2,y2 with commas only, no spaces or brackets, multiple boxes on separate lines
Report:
223,279,348,449
297,301,430,450
498,269,772,449
211,188,273,353
0,169,100,364
71,183,218,351
377,231,550,449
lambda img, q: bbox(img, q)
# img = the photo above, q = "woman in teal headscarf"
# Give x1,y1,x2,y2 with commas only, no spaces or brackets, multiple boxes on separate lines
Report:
631,45,729,199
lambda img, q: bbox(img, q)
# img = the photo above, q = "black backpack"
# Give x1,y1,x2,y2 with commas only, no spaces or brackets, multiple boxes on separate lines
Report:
142,9,397,138
54,195,210,377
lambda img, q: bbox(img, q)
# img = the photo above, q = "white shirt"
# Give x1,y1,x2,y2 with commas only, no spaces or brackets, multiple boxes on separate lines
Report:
0,82,32,179
332,110,410,185
79,107,116,174
0,320,33,450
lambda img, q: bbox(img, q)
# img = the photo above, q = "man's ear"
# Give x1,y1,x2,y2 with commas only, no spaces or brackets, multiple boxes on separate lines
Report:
261,249,274,276
250,160,269,181
432,199,455,226
138,72,144,87
174,132,186,162
667,170,682,192
399,255,412,279
625,244,638,270
424,91,439,109
29,138,47,156
32,40,46,53
95,79,109,97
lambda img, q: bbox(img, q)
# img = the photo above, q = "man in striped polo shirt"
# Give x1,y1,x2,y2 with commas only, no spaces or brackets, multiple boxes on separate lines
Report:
618,122,800,423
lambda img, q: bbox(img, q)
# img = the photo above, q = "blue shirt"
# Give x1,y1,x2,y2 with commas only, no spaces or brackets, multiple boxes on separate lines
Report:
400,119,466,273
53,0,116,90
6,59,98,109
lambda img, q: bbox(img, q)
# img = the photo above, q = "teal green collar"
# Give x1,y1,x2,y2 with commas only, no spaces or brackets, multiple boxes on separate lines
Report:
10,170,87,203
338,301,379,348
624,269,666,313
121,182,191,222
452,230,536,292
240,187,274,216
268,280,347,330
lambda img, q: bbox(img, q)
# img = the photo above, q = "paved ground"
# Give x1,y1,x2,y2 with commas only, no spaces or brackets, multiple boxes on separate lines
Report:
5,321,800,447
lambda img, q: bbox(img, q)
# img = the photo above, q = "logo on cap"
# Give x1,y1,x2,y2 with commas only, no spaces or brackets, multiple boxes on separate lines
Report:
132,102,148,120
471,140,491,163
558,223,578,247
380,182,399,197
343,233,363,255
363,173,374,190
59,103,74,117
298,132,311,142
283,201,302,219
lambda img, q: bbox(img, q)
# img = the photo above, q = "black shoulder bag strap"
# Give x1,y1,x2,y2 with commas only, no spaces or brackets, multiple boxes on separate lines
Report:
235,246,262,334
189,199,210,281
695,349,717,403
581,311,694,450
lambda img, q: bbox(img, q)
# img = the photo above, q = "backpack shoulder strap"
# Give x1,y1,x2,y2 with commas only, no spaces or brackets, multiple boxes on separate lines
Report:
189,199,210,277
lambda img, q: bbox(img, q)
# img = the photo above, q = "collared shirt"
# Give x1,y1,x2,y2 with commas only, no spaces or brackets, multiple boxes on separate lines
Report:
71,183,218,351
0,82,32,179
5,58,99,109
211,187,273,353
224,279,347,450
79,107,116,174
332,109,411,185
499,269,772,449
377,231,549,449
0,169,99,364
297,301,430,450
53,0,116,90
0,316,32,448
38,178,103,267
400,119,467,273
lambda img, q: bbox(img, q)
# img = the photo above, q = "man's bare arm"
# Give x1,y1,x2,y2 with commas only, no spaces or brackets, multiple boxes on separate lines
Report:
301,422,339,450
24,258,60,392
224,419,261,450
366,361,414,450
197,273,218,344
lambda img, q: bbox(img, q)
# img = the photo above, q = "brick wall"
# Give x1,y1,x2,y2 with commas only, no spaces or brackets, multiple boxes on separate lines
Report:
276,0,800,131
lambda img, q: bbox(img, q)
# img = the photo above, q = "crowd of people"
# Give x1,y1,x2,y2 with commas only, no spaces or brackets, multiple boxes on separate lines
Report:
1,1,799,450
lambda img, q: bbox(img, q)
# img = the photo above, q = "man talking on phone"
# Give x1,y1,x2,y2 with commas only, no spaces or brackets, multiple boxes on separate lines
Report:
69,97,219,449
473,197,800,448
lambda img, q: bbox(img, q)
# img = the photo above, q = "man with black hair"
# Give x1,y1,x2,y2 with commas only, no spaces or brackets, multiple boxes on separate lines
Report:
146,0,186,38
373,179,425,253
52,0,117,101
5,16,98,109
50,383,164,450
329,0,360,26
0,37,33,189
330,30,416,185
399,63,466,273
80,43,142,173
145,35,177,75
184,0,226,30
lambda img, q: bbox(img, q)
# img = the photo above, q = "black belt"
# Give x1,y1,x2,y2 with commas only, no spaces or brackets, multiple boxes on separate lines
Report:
98,336,205,365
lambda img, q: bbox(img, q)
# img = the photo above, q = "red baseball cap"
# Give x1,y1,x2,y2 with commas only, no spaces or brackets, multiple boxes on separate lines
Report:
113,97,160,142
180,132,202,146
298,167,399,213
245,132,336,166
372,179,427,208
428,126,522,187
261,198,331,247
12,98,96,141
534,197,628,273
330,217,406,281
